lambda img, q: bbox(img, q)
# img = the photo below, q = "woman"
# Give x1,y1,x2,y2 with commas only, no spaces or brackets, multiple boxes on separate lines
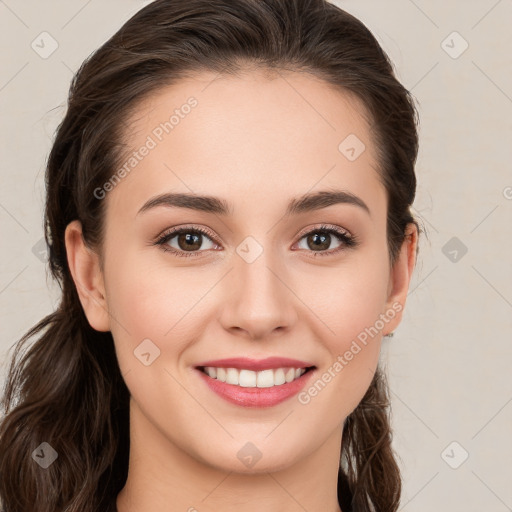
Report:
0,0,421,511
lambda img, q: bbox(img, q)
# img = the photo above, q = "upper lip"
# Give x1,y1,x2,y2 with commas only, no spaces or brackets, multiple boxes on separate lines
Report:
195,357,316,371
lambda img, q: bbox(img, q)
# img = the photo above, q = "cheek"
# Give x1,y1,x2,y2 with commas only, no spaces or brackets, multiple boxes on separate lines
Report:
297,253,390,345
103,252,186,367
294,253,389,407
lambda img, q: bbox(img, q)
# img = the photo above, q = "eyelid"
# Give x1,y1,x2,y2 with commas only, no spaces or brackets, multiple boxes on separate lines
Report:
154,224,220,252
156,223,353,243
154,222,358,258
291,223,358,256
294,223,352,240
156,224,218,243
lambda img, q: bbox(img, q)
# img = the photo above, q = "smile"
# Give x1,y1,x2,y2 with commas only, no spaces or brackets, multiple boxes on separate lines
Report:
198,366,314,388
195,365,317,408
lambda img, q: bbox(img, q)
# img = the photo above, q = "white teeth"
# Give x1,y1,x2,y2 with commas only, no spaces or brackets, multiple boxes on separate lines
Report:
239,369,257,387
201,366,309,388
273,368,286,385
205,367,217,378
256,369,273,388
226,368,239,385
285,368,295,383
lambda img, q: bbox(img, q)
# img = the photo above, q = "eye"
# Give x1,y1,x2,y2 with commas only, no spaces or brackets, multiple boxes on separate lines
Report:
294,224,358,257
153,223,359,259
154,226,219,258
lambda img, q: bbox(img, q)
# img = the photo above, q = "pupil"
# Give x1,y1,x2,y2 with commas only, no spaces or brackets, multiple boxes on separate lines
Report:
310,232,329,250
180,233,201,250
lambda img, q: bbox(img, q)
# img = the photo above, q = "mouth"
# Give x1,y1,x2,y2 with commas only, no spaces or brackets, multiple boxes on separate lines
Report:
193,364,317,408
195,365,316,388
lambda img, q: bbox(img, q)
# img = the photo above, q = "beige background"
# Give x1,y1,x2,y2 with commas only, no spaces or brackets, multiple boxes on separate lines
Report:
1,0,511,509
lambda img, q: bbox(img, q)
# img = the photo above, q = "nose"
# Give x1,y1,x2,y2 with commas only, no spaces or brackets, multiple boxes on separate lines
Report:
218,249,298,340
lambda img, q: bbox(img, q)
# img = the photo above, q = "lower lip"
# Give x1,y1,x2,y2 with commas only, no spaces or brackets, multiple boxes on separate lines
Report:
195,367,316,408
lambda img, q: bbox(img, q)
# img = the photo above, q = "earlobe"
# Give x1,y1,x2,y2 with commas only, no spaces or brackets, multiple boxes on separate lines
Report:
64,220,110,332
383,223,418,335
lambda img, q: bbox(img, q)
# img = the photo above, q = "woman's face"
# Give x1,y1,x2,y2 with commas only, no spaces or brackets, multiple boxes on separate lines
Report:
69,69,415,475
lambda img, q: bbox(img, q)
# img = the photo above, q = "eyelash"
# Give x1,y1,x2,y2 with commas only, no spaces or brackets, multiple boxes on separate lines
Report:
153,224,359,259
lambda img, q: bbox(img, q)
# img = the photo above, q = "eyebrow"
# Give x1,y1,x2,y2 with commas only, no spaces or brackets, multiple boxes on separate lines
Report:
136,189,371,218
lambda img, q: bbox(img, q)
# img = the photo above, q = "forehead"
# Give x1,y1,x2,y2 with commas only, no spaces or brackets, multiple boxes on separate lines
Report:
108,68,385,219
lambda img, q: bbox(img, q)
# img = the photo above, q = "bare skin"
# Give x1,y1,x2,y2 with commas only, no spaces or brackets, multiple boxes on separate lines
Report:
65,68,417,512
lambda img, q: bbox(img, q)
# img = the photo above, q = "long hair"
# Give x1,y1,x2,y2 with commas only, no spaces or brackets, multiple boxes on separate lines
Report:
0,1,420,510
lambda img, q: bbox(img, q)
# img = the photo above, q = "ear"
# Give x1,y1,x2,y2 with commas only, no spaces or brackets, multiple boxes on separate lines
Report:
64,220,110,332
382,222,418,335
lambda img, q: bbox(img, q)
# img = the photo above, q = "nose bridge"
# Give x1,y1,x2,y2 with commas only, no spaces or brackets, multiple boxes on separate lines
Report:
220,238,297,338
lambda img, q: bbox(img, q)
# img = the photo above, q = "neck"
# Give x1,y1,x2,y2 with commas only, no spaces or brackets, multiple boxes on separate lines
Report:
116,399,344,512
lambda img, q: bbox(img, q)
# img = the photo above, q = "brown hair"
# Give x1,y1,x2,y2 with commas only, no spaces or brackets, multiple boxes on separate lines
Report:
0,1,420,511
